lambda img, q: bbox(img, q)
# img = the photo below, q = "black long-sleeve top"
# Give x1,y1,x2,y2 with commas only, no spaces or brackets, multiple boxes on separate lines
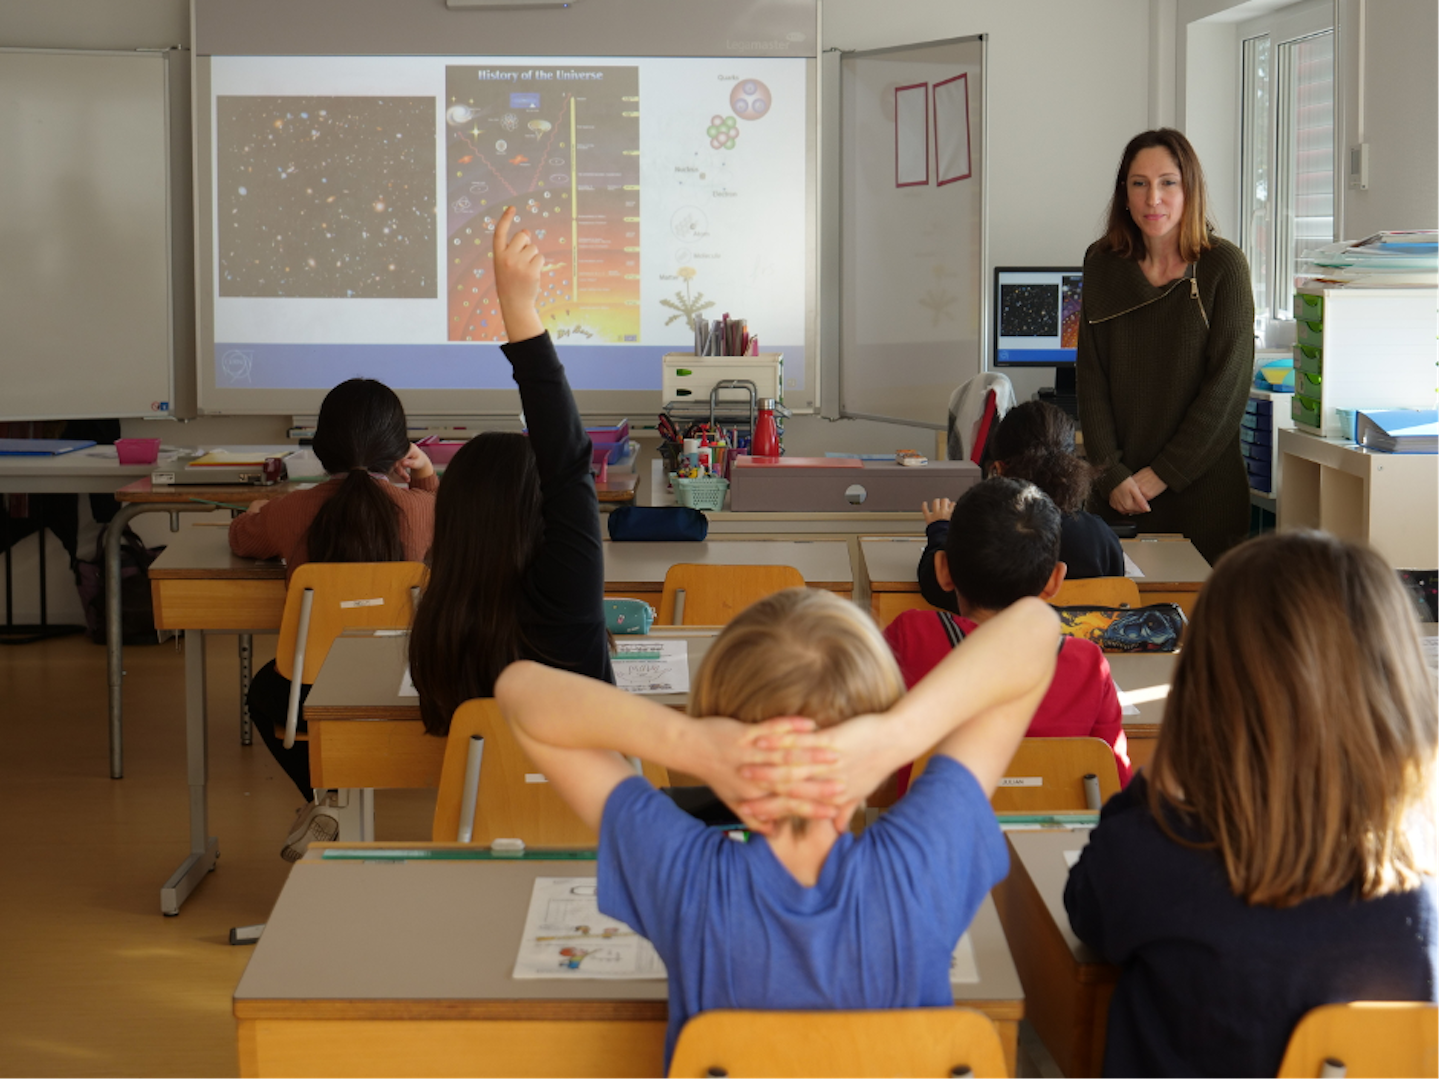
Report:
1065,776,1438,1077
916,512,1126,612
504,332,613,686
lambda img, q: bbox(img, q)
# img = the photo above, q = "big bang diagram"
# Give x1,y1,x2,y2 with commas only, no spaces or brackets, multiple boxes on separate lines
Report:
444,66,641,344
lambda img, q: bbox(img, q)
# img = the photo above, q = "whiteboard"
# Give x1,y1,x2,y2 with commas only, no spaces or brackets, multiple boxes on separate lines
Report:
835,36,986,428
0,49,176,421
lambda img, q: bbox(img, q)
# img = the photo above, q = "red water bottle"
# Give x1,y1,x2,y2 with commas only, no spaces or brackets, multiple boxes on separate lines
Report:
752,399,780,458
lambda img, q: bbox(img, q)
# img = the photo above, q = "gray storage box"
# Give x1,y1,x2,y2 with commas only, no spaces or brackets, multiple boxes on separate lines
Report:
729,456,981,512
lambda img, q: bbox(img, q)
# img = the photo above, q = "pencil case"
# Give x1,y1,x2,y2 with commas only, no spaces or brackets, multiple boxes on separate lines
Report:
1054,603,1187,652
606,505,709,542
604,598,656,635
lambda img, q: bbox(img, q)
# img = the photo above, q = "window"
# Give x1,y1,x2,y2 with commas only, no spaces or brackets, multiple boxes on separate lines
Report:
1239,2,1336,340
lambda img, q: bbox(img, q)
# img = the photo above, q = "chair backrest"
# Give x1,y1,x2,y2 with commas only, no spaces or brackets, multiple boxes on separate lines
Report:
668,1008,1008,1078
1050,576,1142,609
275,562,427,684
915,737,1121,813
1277,1002,1438,1078
432,698,670,845
659,563,805,625
946,372,1015,462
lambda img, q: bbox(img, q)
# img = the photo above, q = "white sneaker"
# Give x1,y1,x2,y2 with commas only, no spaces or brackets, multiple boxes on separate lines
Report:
280,795,339,862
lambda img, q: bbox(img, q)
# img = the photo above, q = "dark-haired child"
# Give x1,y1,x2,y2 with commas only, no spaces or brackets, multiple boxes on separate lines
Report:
407,205,612,738
918,400,1123,612
886,476,1131,788
229,377,437,856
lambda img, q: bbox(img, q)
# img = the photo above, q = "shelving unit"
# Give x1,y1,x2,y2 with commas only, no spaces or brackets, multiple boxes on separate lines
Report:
1277,428,1438,569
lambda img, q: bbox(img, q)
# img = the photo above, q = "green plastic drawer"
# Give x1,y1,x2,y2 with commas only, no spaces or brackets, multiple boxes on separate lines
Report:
1296,319,1324,350
1294,292,1324,322
1291,393,1322,429
1293,343,1322,375
1295,370,1322,398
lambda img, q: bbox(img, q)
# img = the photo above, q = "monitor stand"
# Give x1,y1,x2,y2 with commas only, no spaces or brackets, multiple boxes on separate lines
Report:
1037,367,1079,422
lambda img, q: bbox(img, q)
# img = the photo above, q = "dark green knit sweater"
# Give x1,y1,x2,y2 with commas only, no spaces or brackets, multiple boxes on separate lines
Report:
1076,236,1255,563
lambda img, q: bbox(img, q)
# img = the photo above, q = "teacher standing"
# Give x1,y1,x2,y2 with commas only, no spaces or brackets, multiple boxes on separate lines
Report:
1077,128,1254,565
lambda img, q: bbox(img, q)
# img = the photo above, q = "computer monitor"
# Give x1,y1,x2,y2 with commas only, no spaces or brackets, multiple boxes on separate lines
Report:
992,266,1083,397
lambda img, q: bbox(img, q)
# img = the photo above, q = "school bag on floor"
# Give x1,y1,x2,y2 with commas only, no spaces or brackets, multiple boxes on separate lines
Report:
74,526,166,645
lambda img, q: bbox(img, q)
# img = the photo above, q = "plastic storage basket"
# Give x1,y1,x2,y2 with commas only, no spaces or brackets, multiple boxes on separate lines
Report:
670,473,729,511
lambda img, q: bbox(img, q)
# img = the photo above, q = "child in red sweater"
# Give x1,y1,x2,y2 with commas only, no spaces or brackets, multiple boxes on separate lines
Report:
885,476,1131,787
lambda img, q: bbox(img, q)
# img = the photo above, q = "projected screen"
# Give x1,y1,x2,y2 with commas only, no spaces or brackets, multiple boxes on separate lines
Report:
993,267,1083,367
205,56,810,406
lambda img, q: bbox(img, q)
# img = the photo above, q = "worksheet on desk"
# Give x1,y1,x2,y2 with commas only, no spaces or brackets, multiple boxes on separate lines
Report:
610,640,689,695
513,877,666,980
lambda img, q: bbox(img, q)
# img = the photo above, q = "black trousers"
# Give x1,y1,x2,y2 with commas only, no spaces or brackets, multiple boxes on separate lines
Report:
250,659,314,800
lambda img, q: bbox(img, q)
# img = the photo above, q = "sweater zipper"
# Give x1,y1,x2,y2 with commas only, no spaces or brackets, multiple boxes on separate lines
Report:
1088,265,1207,327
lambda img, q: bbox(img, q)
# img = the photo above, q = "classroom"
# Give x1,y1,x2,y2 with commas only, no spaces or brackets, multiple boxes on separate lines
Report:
1,0,1437,1077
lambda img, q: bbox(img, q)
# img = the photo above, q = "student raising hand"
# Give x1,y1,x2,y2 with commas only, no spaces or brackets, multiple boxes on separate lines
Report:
493,206,545,342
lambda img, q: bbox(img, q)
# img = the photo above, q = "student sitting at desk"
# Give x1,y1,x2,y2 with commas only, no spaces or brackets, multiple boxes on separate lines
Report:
497,587,1058,1071
1065,531,1438,1077
918,400,1124,613
229,377,437,858
887,476,1131,788
408,206,612,737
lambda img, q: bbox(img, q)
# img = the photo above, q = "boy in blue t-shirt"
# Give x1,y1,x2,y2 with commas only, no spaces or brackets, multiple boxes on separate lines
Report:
497,588,1059,1068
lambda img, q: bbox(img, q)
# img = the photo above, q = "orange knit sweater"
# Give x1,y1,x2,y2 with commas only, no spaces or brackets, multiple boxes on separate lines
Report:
228,472,439,577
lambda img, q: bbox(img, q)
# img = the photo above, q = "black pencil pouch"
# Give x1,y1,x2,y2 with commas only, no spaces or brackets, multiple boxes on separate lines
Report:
607,505,709,542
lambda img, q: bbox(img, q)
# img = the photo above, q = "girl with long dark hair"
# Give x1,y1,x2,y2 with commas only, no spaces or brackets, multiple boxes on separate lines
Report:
229,377,436,858
408,206,612,738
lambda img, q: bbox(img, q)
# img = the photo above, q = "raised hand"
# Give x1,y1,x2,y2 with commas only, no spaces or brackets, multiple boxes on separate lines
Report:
922,497,956,525
492,205,545,342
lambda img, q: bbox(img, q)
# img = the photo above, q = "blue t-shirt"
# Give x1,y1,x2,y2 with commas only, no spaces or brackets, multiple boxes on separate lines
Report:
598,754,1008,1068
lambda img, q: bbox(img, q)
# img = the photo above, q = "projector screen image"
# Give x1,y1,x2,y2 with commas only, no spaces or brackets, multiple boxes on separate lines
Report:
208,56,809,395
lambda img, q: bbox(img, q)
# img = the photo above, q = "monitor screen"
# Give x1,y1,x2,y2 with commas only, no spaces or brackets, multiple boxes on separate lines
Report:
993,267,1083,368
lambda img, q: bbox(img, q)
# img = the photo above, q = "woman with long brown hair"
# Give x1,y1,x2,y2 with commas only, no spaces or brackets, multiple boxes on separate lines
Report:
1076,128,1254,563
1065,531,1438,1075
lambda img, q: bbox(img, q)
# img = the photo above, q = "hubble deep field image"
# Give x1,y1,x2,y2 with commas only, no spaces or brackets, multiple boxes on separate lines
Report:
1061,275,1082,348
217,96,437,298
999,282,1058,338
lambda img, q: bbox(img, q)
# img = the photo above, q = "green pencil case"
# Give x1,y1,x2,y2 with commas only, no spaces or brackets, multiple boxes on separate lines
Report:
604,598,656,635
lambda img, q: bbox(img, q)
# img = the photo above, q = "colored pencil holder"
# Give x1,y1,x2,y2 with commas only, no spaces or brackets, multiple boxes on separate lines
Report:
115,438,161,465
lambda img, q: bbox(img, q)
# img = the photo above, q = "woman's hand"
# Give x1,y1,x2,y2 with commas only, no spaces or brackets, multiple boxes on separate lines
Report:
1108,475,1151,516
922,498,955,525
391,443,434,484
492,206,545,342
1132,467,1168,502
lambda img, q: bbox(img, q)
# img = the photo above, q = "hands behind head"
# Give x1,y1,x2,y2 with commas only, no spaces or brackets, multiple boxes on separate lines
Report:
694,714,892,835
922,497,956,525
492,206,546,343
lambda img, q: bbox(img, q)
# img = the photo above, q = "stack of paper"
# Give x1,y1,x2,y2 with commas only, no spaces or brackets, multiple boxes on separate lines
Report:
1355,409,1439,454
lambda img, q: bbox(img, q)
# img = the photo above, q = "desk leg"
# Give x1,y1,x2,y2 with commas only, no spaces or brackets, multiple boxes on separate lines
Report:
239,633,253,745
161,628,218,915
106,502,215,779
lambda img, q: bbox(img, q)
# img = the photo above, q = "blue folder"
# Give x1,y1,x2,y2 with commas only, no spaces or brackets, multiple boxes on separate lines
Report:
0,438,97,456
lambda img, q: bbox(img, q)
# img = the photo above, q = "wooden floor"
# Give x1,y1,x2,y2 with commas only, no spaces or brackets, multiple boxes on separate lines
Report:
0,632,436,1078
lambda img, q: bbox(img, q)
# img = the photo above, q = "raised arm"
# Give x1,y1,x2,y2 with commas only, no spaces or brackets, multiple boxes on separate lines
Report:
492,207,605,625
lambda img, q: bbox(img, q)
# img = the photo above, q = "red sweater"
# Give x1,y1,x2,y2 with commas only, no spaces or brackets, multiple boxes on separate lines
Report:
228,472,439,578
883,607,1131,789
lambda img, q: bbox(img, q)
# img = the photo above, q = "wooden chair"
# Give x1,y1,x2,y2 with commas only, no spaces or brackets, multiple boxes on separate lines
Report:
1050,575,1141,609
668,1008,1008,1078
1277,1002,1438,1078
274,561,427,748
659,563,805,625
433,698,670,846
915,737,1121,813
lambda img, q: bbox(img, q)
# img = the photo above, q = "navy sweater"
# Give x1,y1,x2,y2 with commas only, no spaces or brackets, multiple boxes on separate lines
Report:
1065,776,1438,1077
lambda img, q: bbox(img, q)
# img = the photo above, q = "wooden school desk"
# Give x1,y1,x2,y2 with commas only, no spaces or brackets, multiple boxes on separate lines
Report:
1107,651,1176,771
146,520,286,914
233,848,1026,1078
859,535,1211,626
603,539,855,607
990,827,1113,1080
